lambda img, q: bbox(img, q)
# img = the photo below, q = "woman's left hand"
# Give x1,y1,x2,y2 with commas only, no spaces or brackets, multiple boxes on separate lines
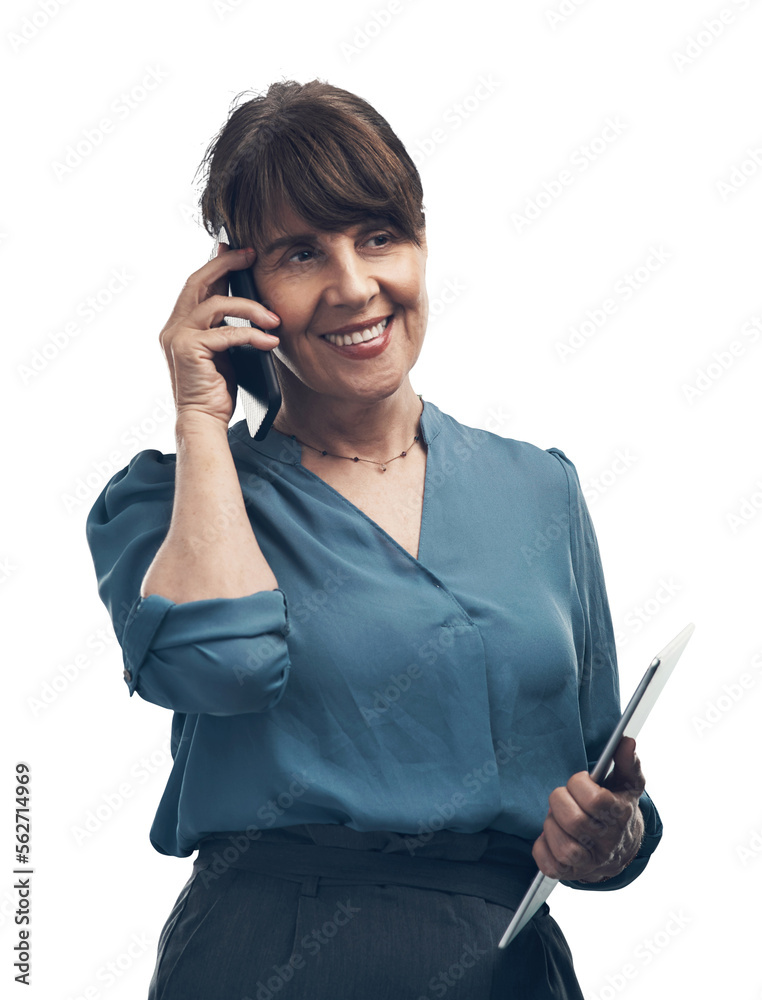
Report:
531,737,646,883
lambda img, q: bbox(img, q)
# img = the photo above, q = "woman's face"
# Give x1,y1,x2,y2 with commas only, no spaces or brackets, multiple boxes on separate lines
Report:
251,204,428,407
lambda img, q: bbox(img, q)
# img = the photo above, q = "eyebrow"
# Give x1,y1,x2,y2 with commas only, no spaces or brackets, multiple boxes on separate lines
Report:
261,232,319,257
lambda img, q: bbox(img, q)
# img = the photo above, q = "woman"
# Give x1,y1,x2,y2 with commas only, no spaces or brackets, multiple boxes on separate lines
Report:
86,79,662,999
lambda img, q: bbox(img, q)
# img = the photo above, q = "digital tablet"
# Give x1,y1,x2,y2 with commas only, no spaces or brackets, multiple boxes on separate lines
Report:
498,622,696,949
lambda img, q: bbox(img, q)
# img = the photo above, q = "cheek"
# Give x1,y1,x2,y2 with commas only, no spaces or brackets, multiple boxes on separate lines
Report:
256,277,305,327
397,253,428,305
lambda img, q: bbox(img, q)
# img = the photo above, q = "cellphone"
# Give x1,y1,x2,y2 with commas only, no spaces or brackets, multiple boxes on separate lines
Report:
220,227,282,441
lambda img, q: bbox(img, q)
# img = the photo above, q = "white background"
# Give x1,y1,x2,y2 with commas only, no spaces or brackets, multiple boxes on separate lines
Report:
4,0,762,997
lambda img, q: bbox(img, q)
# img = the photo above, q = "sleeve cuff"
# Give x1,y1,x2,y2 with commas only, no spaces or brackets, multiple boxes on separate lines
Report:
122,588,291,715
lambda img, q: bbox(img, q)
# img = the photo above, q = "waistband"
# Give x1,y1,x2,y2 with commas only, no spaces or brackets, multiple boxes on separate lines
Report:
192,824,540,915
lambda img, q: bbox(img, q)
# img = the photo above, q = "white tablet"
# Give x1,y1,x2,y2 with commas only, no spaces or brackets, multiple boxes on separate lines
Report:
498,622,695,949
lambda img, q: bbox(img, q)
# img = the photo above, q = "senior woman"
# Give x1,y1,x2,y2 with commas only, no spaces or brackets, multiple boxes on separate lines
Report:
86,80,662,999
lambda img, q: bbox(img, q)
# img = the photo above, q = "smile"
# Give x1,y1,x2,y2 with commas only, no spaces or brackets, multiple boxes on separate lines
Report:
321,316,391,346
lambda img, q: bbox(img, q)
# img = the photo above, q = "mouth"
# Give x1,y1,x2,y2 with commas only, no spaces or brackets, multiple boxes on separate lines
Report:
318,315,394,360
320,315,391,347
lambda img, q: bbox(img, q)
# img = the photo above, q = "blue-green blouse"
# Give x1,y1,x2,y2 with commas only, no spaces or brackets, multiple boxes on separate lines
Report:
85,399,661,890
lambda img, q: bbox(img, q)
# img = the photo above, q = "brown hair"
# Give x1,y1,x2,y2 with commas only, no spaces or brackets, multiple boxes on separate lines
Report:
195,79,426,254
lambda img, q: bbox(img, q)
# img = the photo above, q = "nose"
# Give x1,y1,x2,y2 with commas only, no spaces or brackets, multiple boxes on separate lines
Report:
320,244,379,310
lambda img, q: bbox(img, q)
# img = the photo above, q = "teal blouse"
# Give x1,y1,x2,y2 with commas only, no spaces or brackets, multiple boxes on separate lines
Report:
85,399,661,890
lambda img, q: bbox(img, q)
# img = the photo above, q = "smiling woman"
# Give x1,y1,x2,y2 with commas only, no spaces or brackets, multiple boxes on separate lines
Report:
85,79,663,1000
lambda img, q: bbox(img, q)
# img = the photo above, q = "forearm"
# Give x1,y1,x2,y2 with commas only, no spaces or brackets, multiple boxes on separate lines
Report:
141,412,278,603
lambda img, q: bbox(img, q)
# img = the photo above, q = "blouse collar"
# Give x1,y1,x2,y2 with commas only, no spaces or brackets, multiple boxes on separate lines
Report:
229,396,443,467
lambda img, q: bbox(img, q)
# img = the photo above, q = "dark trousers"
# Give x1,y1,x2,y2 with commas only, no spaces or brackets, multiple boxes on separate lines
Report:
147,825,585,999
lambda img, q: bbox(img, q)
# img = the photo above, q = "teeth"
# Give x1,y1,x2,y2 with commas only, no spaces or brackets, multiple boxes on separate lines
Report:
323,317,389,346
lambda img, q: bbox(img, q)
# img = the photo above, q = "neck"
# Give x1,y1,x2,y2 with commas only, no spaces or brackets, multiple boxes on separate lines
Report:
271,372,423,461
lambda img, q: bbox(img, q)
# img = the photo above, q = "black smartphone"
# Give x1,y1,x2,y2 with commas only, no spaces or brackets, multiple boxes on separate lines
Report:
223,232,282,441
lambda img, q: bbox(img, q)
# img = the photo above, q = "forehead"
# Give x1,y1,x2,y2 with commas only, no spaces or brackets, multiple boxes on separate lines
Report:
261,202,310,237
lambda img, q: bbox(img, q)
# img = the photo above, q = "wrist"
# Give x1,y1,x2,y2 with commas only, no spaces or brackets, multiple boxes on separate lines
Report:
175,408,231,444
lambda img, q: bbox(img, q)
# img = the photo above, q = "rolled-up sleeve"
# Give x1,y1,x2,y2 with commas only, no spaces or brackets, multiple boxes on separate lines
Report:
549,448,664,891
85,449,291,715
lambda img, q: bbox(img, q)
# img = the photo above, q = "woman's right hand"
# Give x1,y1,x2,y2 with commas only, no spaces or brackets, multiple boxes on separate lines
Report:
158,245,281,428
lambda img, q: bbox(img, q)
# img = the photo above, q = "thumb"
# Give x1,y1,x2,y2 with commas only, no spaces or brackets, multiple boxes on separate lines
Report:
603,736,646,797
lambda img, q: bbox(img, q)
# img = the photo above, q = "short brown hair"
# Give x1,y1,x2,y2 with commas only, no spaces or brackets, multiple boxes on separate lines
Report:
195,79,426,254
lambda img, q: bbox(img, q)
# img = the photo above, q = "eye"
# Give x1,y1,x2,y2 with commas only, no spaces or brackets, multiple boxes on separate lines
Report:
287,247,317,264
364,231,397,249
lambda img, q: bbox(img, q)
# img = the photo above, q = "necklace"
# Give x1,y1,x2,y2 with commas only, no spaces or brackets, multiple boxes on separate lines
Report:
284,397,424,473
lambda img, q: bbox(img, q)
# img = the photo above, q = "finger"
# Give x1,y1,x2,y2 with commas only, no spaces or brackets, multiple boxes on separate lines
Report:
603,737,646,798
549,780,609,832
531,831,559,879
167,323,280,360
188,294,282,334
563,773,636,838
532,825,589,881
173,247,262,315
543,792,613,868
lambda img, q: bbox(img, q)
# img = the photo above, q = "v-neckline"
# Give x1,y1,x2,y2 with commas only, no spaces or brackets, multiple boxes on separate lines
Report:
232,397,444,568
294,437,430,566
